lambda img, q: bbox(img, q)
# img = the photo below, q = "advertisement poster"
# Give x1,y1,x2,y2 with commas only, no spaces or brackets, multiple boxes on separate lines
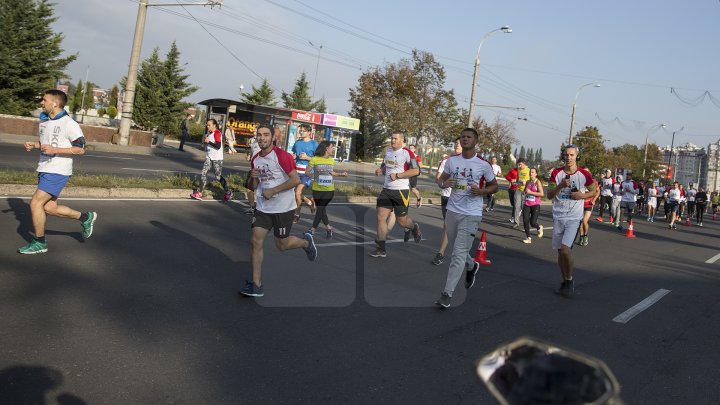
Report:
226,110,272,148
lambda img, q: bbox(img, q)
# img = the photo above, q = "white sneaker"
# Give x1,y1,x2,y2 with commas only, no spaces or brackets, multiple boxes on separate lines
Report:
522,237,532,244
537,225,544,239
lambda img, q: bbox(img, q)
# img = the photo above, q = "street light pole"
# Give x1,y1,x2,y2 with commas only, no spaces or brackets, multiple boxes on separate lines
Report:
467,26,512,128
642,123,666,179
666,126,684,181
117,0,223,145
568,83,600,144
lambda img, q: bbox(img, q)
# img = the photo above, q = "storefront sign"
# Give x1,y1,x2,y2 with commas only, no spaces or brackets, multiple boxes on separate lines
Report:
292,110,322,124
322,113,359,130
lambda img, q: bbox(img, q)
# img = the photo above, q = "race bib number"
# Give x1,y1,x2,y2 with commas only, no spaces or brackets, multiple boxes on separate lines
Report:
525,194,536,202
318,174,333,186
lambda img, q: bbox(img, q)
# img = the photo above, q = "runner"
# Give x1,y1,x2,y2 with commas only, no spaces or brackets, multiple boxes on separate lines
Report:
521,167,544,244
617,172,639,230
369,131,422,258
407,144,424,208
306,141,349,238
577,169,599,245
191,119,232,202
611,175,623,227
596,169,614,222
430,138,462,265
546,144,595,298
240,125,318,297
291,124,318,223
18,89,97,255
485,156,502,212
686,183,697,223
667,182,681,230
434,128,498,308
646,182,659,222
711,191,719,217
695,186,708,226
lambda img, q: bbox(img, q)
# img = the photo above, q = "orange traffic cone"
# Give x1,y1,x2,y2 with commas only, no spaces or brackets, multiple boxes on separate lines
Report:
684,215,692,226
474,231,492,266
625,219,636,238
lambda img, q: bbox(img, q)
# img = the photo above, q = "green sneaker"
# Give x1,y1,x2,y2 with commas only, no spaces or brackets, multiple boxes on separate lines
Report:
18,239,48,255
81,212,97,239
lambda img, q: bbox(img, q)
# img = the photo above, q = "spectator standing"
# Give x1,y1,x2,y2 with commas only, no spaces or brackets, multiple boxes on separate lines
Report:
179,113,191,151
224,125,237,154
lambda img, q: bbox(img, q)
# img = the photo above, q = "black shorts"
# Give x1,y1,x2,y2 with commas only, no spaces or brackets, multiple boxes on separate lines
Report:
409,175,418,189
667,201,679,213
441,196,449,219
252,209,295,238
376,188,410,216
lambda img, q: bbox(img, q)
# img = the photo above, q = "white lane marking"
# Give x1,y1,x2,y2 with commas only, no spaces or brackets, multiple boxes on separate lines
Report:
705,253,720,264
85,154,135,160
612,289,671,324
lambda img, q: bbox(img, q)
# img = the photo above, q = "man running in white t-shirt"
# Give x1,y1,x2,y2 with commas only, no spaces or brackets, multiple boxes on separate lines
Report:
617,172,639,230
546,145,595,298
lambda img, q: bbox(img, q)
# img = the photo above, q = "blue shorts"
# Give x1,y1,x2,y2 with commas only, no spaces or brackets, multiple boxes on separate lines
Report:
38,172,70,197
299,173,312,188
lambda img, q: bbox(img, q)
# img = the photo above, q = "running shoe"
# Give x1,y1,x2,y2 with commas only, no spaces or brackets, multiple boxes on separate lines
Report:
223,190,233,202
190,192,203,200
403,229,411,242
596,217,603,222
537,225,544,239
368,248,387,258
411,223,422,243
416,197,422,208
430,253,444,265
554,280,574,298
303,231,317,261
435,292,451,308
326,227,333,239
465,262,480,289
238,280,264,297
522,237,532,244
81,211,97,239
18,239,48,255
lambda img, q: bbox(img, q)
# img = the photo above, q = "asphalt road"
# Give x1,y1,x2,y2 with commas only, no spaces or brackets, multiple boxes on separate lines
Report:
0,141,444,193
1,196,718,404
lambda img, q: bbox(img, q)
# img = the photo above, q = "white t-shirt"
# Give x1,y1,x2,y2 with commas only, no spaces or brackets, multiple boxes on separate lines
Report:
600,177,614,197
382,147,418,190
549,166,593,220
37,113,84,176
621,180,639,202
686,188,697,202
443,154,495,215
491,163,502,176
668,188,681,203
205,129,223,161
250,146,297,213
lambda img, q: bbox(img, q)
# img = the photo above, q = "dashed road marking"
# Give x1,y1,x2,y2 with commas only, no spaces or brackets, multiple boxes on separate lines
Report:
705,253,720,264
612,289,671,324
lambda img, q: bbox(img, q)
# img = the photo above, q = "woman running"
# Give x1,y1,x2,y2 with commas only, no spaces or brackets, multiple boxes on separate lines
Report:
306,141,349,238
646,182,658,222
521,167,545,244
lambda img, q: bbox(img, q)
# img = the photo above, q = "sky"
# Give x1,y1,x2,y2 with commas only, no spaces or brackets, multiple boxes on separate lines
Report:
51,0,720,157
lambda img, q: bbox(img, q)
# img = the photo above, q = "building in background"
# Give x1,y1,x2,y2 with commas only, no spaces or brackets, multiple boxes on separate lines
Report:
706,139,720,192
660,143,707,187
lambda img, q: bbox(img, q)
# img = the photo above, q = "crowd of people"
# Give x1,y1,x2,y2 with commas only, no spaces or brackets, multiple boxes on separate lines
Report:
19,95,717,307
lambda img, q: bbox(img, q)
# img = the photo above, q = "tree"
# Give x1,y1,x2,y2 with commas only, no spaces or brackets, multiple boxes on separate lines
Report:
127,42,197,134
519,145,526,161
69,80,83,113
281,72,325,112
109,85,119,110
0,0,77,115
241,78,276,106
349,50,463,158
607,144,643,176
514,148,518,159
96,107,106,117
573,126,607,174
474,116,518,160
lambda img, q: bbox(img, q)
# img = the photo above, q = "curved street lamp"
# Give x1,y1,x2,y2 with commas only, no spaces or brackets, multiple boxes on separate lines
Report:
568,83,600,144
467,26,512,127
642,123,666,179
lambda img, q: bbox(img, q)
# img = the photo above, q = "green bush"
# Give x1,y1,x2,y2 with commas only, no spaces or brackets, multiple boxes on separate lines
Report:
96,107,106,117
107,106,117,118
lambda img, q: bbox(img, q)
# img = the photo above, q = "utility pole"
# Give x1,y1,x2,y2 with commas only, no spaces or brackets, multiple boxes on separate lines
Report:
79,65,90,124
117,0,223,145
